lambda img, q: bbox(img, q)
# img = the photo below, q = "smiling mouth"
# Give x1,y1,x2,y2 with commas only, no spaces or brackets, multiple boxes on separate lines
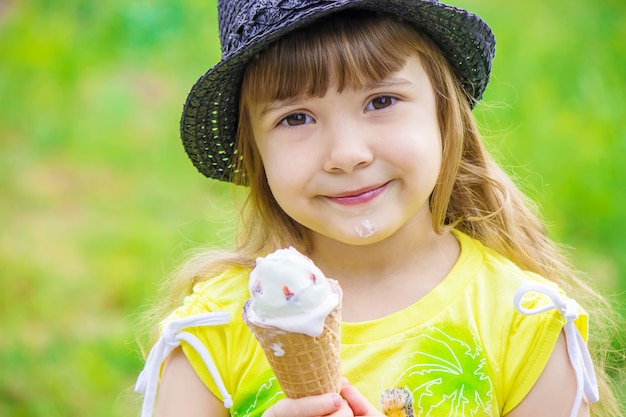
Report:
327,182,390,206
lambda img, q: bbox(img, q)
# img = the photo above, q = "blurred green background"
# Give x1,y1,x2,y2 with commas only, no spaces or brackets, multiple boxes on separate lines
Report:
0,0,624,415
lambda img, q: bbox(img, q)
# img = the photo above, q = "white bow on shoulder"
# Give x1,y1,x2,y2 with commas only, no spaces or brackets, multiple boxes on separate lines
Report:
513,283,599,417
135,312,233,417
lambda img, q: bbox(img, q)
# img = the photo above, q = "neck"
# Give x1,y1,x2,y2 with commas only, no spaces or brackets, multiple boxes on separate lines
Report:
307,213,460,321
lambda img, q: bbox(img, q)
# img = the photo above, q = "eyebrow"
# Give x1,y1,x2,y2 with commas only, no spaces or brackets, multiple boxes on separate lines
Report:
363,77,413,89
260,97,306,117
259,77,414,116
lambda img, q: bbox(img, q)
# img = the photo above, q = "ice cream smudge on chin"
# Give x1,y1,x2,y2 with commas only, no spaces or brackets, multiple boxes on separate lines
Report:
354,219,377,238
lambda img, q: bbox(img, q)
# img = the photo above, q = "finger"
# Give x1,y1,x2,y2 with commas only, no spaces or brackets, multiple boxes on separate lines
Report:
341,384,382,416
263,393,343,417
326,399,358,417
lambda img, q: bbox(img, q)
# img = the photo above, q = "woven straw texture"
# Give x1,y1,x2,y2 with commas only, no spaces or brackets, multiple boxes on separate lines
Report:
180,0,496,183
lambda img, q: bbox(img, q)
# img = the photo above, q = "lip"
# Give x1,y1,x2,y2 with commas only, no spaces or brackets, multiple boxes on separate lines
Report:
326,181,390,206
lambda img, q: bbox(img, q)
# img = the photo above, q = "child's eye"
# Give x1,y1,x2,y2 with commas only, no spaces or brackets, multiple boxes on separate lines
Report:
366,96,397,111
279,113,314,126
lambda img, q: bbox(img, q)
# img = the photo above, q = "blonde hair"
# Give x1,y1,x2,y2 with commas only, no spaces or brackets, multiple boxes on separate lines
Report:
144,11,622,415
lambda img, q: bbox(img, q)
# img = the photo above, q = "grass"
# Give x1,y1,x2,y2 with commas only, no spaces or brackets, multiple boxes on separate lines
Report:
0,0,624,415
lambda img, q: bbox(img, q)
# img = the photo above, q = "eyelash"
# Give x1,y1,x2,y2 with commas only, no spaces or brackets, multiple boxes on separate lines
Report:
277,95,399,127
278,113,314,127
365,95,397,111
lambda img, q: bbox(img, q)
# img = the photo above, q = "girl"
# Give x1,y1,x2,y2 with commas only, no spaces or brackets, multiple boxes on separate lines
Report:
135,1,622,416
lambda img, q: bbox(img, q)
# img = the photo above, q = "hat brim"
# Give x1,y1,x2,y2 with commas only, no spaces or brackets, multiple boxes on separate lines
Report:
181,0,495,182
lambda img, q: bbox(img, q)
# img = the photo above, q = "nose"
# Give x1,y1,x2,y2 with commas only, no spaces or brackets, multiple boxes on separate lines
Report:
322,120,374,173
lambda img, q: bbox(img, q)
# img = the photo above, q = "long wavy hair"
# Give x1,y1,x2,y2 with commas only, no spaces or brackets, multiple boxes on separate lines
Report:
144,11,622,415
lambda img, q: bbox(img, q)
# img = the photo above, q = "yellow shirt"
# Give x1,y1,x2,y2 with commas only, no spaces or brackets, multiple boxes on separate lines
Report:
165,231,587,416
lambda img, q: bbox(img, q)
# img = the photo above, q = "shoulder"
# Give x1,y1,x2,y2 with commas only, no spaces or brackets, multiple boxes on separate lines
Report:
167,265,251,321
453,229,559,298
455,231,587,331
452,232,592,414
454,230,571,342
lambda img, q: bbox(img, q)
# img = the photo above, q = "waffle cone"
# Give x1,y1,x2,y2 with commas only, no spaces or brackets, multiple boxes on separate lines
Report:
243,298,342,398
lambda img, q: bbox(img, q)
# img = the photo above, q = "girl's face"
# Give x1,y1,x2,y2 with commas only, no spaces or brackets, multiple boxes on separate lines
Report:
249,54,442,246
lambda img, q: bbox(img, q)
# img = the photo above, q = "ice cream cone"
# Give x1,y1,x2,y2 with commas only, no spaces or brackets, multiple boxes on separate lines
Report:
243,298,342,398
243,248,343,398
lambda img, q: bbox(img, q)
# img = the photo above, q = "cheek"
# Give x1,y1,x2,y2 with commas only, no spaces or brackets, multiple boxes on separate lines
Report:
260,138,321,189
261,155,312,214
263,154,303,190
392,132,442,174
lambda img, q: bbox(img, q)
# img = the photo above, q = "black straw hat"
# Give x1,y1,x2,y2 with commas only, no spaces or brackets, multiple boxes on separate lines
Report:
180,0,496,183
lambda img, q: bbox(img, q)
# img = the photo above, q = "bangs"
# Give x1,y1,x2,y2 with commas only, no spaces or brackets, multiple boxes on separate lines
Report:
241,11,427,104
